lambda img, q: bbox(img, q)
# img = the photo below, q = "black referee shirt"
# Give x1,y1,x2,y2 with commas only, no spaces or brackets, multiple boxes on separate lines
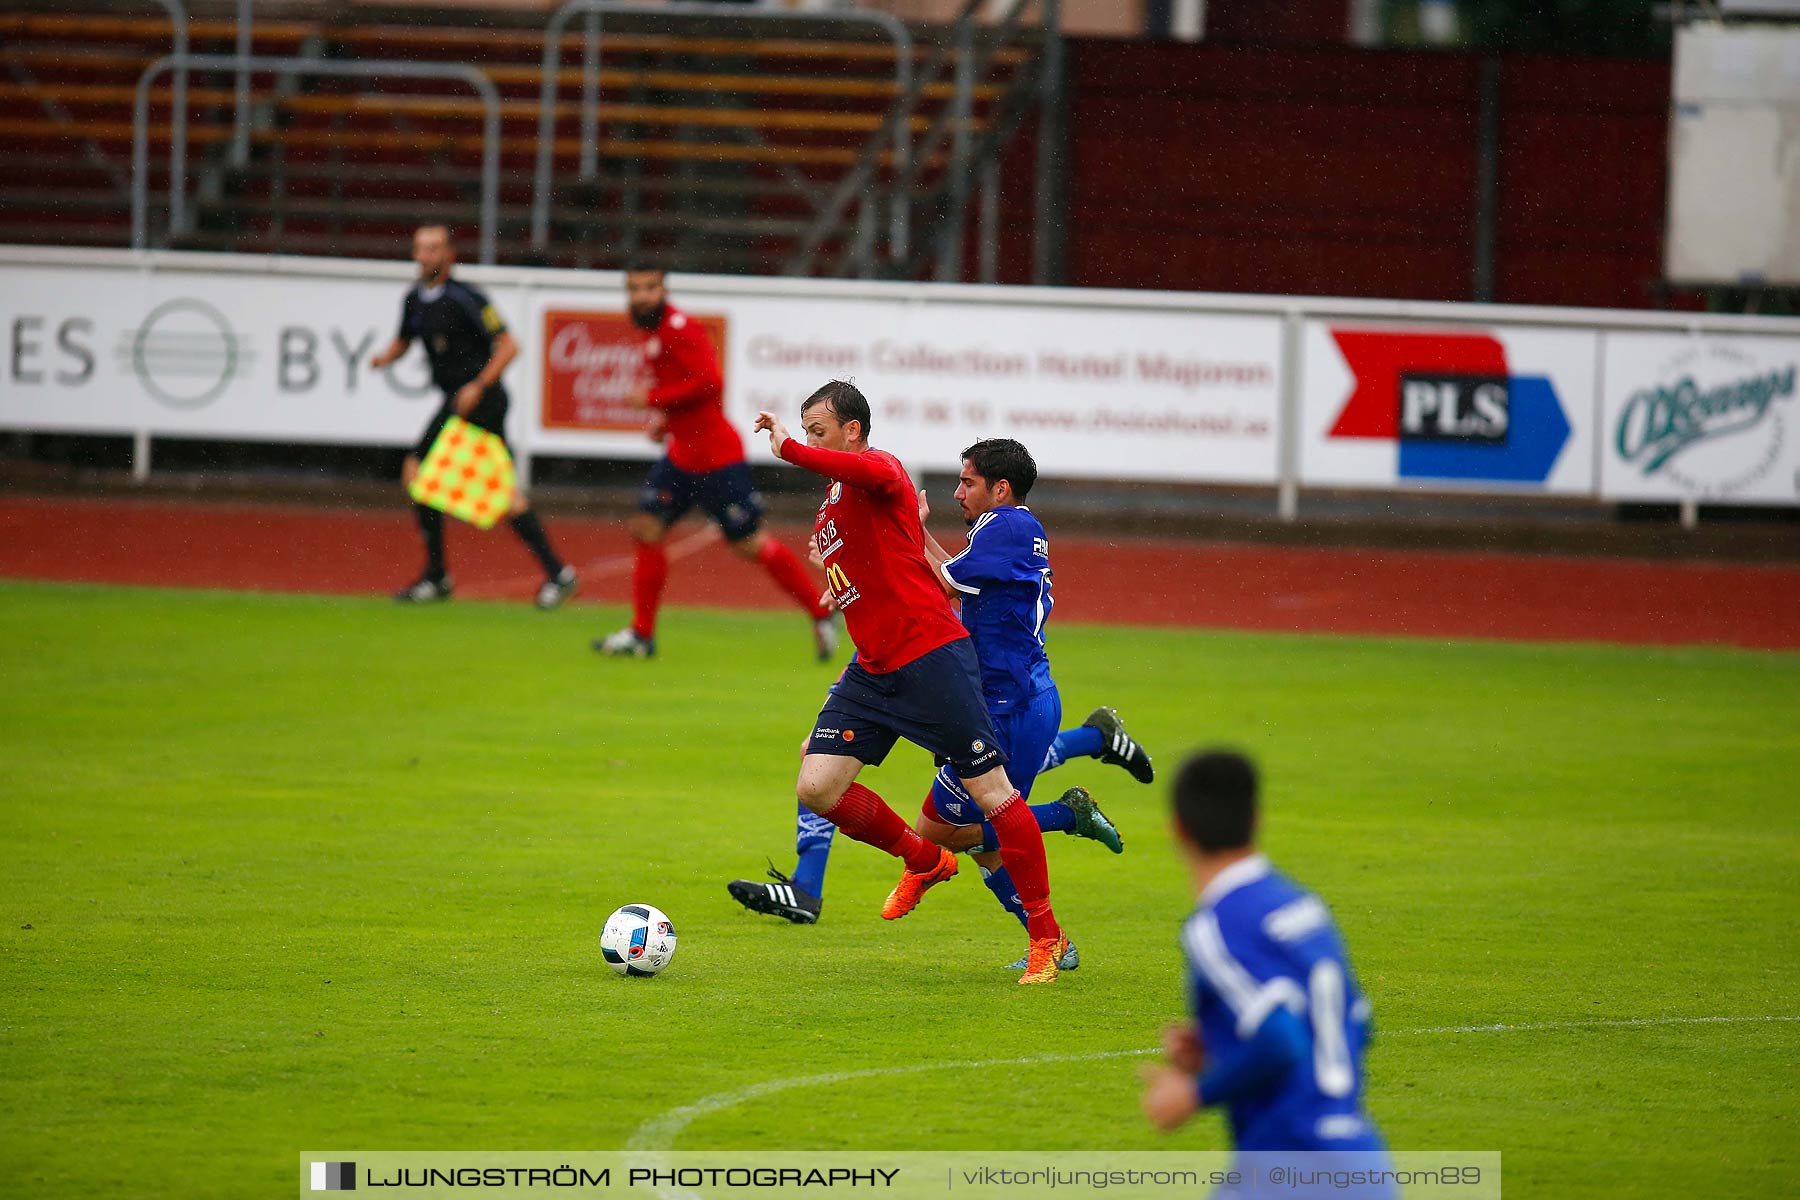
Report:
397,278,508,395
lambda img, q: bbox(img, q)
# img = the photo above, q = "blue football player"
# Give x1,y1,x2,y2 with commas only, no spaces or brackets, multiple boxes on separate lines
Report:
1141,750,1395,1198
729,438,1155,971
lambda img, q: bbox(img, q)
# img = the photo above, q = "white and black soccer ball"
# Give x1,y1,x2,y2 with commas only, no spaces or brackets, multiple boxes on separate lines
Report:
600,904,677,978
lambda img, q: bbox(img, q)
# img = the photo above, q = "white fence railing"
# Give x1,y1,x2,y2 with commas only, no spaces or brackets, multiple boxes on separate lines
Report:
2,245,1797,510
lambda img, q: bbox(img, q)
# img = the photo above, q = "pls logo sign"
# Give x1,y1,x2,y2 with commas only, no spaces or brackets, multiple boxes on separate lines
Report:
1328,329,1570,483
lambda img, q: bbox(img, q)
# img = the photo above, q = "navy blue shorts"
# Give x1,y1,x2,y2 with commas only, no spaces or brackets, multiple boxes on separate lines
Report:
807,639,1008,780
927,684,1061,826
639,458,764,542
414,385,509,459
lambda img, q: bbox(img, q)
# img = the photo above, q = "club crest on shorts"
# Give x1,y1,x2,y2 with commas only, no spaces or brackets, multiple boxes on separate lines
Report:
971,739,986,754
844,729,856,743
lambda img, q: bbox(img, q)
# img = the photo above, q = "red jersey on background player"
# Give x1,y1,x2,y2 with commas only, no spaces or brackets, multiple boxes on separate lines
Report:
593,263,834,660
752,381,1071,984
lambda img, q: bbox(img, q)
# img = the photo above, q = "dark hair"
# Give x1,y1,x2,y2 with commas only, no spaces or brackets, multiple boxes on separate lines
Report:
1172,750,1258,853
961,438,1037,500
802,380,872,440
623,258,664,277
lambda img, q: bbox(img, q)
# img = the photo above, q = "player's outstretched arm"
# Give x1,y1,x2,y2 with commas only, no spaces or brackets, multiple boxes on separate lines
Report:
916,489,958,598
770,434,906,493
753,411,792,457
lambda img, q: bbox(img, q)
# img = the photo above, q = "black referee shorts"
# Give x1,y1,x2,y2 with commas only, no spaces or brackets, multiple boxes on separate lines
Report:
414,384,510,459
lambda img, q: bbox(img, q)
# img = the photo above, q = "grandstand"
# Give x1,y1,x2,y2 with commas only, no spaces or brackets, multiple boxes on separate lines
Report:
0,1,1044,277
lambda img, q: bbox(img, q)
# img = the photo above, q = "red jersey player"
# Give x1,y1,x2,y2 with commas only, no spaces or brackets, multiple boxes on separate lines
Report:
593,263,835,660
752,380,1070,984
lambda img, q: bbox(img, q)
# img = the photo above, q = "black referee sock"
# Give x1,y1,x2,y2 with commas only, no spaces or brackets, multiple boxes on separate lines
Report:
509,510,565,577
414,503,447,581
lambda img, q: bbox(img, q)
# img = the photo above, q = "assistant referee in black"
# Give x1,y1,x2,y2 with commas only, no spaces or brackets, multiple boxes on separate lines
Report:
371,225,577,608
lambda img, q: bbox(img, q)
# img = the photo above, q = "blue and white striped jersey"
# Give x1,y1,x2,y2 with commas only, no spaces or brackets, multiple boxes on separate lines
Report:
939,505,1054,712
1182,854,1388,1154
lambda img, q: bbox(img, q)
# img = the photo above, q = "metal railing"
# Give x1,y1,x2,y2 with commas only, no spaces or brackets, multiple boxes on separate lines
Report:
787,0,1058,283
151,0,189,235
132,54,503,263
529,0,915,258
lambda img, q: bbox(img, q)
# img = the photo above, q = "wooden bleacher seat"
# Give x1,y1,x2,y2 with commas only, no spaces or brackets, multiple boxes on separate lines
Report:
0,3,1031,273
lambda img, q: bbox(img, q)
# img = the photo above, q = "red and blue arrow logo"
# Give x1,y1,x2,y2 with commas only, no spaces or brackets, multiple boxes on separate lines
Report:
1329,329,1570,483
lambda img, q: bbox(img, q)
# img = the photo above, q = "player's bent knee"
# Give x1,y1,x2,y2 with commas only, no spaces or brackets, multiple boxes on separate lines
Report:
939,823,985,853
627,514,666,544
918,816,976,851
795,780,843,815
726,530,766,558
960,766,1017,811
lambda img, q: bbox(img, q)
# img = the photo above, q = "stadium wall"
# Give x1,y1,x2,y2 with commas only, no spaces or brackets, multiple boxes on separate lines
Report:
1,245,1796,508
1007,39,1676,310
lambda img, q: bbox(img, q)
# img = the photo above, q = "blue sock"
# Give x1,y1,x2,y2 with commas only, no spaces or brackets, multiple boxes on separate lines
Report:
974,800,1076,855
975,820,999,854
792,803,835,898
980,865,1029,929
1051,725,1106,764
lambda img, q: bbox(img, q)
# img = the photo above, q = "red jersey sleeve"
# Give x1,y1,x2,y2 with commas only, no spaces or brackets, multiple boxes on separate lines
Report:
647,317,722,412
778,440,907,495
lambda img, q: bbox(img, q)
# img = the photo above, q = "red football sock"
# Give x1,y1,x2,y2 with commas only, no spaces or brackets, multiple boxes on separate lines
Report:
825,783,940,874
756,537,830,619
988,790,1062,941
631,541,668,639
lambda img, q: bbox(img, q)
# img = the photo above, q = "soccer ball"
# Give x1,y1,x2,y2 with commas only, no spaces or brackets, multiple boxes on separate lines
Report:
600,904,677,978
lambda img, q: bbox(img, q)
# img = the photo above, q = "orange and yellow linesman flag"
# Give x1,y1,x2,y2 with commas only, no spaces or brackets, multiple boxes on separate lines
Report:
408,416,516,529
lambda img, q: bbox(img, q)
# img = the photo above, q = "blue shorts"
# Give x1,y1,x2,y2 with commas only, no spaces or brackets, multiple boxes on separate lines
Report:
927,684,1061,826
806,639,1007,780
639,458,764,541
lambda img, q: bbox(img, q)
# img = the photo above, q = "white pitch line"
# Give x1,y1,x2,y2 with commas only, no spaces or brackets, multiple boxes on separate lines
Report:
1384,1014,1800,1036
629,1014,1799,1157
625,1048,1149,1154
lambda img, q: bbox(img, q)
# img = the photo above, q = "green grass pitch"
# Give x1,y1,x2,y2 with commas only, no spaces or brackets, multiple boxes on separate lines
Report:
1,580,1795,1197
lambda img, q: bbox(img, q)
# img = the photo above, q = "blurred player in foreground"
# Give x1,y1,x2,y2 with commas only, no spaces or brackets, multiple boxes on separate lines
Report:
1141,751,1394,1198
594,263,834,660
373,225,576,608
731,439,1154,974
751,382,1071,983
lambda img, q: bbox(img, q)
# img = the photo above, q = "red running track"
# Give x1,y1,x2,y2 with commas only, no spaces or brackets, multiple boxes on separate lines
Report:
1,496,1796,650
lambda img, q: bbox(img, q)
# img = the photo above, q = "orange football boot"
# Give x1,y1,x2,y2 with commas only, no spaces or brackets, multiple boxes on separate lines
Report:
880,845,958,920
1017,933,1071,985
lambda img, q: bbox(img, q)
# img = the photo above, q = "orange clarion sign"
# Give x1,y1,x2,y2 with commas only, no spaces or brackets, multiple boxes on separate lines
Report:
408,416,516,529
541,309,727,432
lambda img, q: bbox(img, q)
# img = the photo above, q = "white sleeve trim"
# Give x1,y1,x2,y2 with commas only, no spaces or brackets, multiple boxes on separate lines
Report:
939,558,979,595
1184,912,1305,1039
940,510,998,594
1235,978,1306,1040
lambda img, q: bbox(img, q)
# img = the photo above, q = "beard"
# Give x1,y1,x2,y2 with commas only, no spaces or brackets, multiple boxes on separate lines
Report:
630,302,665,332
